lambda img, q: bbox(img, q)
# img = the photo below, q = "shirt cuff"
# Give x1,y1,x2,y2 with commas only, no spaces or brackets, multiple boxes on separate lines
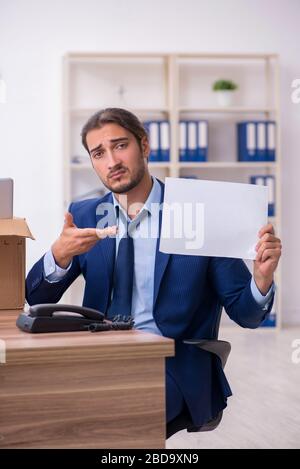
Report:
43,249,72,283
250,276,275,309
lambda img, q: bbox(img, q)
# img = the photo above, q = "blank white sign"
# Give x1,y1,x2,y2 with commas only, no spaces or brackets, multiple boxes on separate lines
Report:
159,177,268,260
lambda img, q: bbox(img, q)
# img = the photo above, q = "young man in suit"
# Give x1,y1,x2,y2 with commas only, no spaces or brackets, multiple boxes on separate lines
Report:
26,108,282,429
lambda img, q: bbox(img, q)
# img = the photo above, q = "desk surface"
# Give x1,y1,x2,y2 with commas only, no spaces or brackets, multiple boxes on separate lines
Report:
0,310,174,365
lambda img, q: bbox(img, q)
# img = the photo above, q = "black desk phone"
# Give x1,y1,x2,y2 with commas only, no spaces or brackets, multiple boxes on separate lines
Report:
16,304,134,333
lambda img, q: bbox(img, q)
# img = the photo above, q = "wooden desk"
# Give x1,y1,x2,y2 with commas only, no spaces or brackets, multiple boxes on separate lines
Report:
0,310,174,449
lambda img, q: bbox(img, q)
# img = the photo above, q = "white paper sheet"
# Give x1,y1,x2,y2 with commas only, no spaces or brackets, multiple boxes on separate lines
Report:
159,177,268,260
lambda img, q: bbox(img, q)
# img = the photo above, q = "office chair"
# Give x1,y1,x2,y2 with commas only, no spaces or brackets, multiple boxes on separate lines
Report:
166,339,231,439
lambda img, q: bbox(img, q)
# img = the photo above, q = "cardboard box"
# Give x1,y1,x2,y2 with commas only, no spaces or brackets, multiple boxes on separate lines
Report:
0,217,34,310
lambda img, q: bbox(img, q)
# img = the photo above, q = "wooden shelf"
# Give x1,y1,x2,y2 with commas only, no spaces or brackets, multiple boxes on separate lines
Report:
179,107,276,114
70,162,277,171
70,108,170,118
177,52,278,60
148,163,171,168
178,162,277,169
70,162,172,170
66,52,278,61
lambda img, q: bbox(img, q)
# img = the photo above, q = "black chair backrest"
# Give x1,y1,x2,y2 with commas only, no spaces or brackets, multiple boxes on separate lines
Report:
166,339,231,439
184,339,231,369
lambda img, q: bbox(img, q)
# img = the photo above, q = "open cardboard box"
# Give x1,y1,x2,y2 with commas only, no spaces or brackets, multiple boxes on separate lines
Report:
0,218,34,310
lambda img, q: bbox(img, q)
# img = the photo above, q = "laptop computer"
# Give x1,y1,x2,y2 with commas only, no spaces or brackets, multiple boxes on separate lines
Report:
0,178,13,218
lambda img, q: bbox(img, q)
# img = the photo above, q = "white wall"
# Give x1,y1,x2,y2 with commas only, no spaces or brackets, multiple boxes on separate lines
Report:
0,0,299,324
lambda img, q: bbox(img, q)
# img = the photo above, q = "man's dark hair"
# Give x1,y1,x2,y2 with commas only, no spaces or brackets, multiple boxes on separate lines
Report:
81,107,148,153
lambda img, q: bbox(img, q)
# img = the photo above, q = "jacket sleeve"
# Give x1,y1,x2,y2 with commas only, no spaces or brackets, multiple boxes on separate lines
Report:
25,253,81,306
25,202,82,305
208,257,274,329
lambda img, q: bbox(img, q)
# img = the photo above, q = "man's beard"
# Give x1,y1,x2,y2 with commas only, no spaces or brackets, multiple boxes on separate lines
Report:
102,157,146,194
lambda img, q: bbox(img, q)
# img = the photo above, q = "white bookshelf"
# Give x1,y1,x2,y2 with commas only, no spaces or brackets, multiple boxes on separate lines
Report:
62,52,282,328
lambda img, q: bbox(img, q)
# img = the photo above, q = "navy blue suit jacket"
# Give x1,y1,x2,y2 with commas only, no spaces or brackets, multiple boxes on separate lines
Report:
26,180,273,426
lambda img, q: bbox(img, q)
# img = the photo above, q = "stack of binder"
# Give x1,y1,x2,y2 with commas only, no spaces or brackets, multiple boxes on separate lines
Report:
179,120,208,162
143,120,170,162
237,121,276,162
249,175,275,217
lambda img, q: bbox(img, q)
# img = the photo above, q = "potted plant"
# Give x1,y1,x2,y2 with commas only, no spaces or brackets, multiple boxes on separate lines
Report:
212,79,238,107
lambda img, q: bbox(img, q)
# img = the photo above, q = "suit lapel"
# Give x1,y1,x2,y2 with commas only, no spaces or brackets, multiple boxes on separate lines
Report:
153,180,170,308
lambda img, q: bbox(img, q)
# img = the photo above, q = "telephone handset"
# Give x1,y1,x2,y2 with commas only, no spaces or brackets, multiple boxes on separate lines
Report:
16,303,134,333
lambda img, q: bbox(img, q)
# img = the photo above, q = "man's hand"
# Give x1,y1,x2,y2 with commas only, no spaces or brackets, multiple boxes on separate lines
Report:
51,212,117,269
253,223,282,295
